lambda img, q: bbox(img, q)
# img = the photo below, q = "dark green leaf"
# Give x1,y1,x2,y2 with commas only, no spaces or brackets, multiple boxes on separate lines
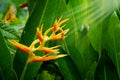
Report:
95,49,119,80
0,29,17,80
57,55,82,80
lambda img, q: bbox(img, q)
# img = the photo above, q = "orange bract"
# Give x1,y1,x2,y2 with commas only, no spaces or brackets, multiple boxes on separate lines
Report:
51,29,69,40
40,46,60,54
52,17,69,32
37,26,44,42
31,54,67,62
8,40,30,53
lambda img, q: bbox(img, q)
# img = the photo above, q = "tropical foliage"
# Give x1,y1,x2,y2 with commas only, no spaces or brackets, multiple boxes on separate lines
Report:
0,0,120,80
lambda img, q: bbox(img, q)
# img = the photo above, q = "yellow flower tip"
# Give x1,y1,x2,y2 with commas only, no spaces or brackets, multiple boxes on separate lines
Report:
8,40,30,53
41,47,59,54
60,29,69,39
63,28,69,35
51,29,69,40
37,27,44,42
3,6,17,24
51,45,60,49
31,54,67,62
52,17,69,32
55,54,68,58
58,16,63,22
58,18,69,27
51,36,62,40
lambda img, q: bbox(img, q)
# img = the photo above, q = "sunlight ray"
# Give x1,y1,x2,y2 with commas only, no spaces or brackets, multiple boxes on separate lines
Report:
63,0,98,18
63,0,120,36
77,6,98,19
89,11,110,24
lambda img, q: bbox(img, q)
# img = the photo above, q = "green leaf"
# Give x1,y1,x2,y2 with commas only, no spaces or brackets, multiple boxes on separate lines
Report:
57,55,82,80
0,29,17,80
115,0,120,20
59,0,98,79
27,0,37,15
87,1,118,80
95,49,119,80
11,0,26,6
105,13,120,79
13,0,44,79
23,62,42,80
0,21,19,40
88,0,120,79
88,0,114,55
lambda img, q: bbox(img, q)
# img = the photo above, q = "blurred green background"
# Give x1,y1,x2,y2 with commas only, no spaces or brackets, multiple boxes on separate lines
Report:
0,0,120,80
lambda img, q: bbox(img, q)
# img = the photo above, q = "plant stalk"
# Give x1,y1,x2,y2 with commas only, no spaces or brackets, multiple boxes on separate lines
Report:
19,60,29,80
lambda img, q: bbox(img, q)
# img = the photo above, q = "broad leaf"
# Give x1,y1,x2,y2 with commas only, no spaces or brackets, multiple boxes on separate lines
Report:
95,49,119,80
0,29,17,80
60,0,98,79
105,13,120,79
115,0,120,20
57,55,82,80
88,0,120,79
13,0,44,79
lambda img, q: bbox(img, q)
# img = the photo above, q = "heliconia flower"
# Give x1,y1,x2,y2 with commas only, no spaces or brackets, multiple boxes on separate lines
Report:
30,54,67,62
40,46,60,54
51,29,69,40
8,40,30,53
3,6,17,24
52,17,69,32
8,17,69,64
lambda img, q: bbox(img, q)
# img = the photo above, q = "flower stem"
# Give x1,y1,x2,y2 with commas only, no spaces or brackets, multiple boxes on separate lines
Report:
19,60,29,80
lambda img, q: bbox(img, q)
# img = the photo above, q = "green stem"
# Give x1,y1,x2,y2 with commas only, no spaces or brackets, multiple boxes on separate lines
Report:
19,60,29,80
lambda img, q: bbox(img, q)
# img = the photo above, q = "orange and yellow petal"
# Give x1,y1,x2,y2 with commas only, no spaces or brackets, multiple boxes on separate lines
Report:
52,20,58,32
3,6,17,24
37,26,44,42
40,47,59,54
57,18,69,28
31,54,67,62
52,18,69,32
51,29,69,40
8,40,30,53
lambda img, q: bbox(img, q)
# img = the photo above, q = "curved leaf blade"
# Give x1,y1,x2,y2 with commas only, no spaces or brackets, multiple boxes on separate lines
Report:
0,29,17,80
